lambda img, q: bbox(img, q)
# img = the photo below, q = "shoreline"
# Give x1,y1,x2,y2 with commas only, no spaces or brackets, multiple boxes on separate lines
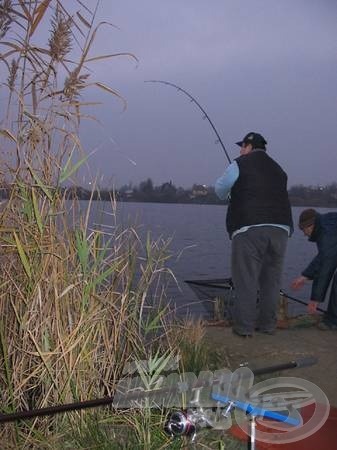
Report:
205,323,337,406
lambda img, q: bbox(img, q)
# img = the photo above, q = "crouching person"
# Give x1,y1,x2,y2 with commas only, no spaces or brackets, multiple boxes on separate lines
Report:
291,208,337,330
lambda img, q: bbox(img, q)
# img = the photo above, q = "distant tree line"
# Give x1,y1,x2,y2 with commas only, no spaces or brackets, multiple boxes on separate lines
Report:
116,179,222,204
287,183,337,207
1,179,337,207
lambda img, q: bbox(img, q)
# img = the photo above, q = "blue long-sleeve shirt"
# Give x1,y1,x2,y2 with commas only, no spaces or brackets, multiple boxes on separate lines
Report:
215,161,239,200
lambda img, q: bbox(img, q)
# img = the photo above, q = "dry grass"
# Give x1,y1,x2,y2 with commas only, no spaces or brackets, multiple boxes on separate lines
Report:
0,195,176,447
0,2,177,448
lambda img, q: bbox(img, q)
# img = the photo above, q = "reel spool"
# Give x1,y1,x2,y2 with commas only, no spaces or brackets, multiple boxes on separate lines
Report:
164,410,197,438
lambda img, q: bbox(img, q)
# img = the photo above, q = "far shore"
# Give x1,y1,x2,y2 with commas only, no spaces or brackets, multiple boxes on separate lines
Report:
2,181,337,208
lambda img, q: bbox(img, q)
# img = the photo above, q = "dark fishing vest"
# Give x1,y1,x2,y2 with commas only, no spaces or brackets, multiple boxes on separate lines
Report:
226,150,293,238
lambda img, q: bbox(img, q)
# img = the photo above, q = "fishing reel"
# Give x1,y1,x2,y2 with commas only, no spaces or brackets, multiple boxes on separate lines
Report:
164,405,234,442
164,410,197,440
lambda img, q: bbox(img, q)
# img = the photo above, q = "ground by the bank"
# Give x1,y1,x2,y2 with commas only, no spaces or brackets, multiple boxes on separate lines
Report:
205,325,337,406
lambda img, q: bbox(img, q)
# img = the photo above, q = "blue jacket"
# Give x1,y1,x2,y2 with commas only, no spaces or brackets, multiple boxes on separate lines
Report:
302,212,337,302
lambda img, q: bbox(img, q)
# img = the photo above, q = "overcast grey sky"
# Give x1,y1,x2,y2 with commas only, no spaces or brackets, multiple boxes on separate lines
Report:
80,0,337,189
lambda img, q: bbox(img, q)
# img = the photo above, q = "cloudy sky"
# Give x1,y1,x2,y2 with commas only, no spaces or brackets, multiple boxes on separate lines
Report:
79,0,337,189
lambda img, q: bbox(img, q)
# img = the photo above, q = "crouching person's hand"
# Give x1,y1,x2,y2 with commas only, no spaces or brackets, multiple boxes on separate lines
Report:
291,275,308,290
308,300,319,314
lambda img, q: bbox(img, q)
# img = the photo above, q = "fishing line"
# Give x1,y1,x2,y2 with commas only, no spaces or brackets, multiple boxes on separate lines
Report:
145,80,232,165
108,136,137,166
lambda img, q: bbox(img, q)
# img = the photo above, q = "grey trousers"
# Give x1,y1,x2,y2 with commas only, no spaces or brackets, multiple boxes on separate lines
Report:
231,226,288,334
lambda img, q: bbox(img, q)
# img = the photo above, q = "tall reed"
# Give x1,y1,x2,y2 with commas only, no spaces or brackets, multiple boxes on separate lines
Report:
0,2,179,448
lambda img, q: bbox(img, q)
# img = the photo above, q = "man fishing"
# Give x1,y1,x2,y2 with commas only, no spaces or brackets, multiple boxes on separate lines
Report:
291,208,337,330
215,132,293,337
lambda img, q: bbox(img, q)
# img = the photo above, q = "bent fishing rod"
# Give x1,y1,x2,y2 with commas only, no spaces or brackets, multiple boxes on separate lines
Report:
145,80,232,165
0,356,317,424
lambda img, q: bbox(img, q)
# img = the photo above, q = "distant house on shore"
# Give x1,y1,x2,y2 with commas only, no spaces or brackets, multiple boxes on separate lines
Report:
124,189,134,199
191,184,208,198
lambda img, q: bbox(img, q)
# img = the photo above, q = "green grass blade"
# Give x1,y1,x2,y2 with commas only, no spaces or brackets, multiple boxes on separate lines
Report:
13,231,32,279
27,163,53,201
32,187,43,234
0,321,15,409
75,229,90,275
60,153,90,183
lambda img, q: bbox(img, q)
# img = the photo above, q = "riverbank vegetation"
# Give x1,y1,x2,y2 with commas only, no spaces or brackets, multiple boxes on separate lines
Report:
0,2,219,449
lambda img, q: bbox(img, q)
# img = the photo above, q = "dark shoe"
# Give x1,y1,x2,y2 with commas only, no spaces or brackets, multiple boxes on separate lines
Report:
317,321,337,331
255,328,276,335
232,328,253,338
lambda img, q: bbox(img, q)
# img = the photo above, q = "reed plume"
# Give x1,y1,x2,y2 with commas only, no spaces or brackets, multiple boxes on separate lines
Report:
6,58,18,91
0,0,13,39
48,9,72,63
63,68,90,100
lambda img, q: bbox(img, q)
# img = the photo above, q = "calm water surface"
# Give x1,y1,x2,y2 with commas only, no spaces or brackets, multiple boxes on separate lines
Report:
85,201,334,318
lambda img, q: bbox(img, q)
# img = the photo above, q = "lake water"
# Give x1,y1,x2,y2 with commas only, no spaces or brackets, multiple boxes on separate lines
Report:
84,201,334,318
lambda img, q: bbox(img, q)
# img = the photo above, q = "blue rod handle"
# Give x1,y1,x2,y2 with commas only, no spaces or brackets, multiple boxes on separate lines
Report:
212,394,300,426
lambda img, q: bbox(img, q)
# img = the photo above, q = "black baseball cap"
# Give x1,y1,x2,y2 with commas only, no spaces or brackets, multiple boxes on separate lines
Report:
236,132,267,148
